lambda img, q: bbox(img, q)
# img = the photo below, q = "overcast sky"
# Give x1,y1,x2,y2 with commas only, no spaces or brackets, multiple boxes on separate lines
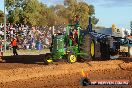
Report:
0,0,132,29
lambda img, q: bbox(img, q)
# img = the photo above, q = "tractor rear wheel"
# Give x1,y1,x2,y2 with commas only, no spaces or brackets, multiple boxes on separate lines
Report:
80,34,94,61
100,42,110,60
128,46,132,57
91,40,95,59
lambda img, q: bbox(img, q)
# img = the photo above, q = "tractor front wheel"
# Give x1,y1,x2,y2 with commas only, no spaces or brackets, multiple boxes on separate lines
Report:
44,53,53,65
67,53,77,63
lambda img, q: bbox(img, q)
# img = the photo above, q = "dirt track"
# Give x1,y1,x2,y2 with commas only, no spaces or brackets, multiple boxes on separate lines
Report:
0,60,132,88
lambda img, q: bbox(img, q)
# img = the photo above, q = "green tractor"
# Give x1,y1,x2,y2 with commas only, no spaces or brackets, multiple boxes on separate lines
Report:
44,17,94,64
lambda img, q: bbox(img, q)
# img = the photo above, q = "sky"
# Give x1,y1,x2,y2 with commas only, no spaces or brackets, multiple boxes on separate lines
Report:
0,0,132,29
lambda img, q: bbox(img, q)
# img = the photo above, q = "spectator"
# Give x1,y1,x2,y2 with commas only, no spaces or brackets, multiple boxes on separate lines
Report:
11,37,18,55
0,23,65,50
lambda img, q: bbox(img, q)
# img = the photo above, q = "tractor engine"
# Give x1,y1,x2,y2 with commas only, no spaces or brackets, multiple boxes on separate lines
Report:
50,34,65,59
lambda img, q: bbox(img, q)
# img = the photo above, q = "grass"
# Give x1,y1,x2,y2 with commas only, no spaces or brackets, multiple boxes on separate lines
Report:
3,49,50,56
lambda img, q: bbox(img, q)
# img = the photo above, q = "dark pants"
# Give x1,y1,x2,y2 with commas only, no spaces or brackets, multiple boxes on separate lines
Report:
13,46,18,55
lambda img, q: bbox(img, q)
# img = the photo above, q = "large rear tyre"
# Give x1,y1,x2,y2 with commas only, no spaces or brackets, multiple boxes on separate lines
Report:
80,34,94,61
100,42,110,60
128,47,132,57
91,40,95,59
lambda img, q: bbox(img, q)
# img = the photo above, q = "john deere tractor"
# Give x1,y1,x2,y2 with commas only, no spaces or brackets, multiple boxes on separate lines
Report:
44,16,94,64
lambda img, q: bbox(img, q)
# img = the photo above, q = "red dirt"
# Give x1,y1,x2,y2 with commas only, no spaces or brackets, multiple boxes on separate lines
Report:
0,60,131,88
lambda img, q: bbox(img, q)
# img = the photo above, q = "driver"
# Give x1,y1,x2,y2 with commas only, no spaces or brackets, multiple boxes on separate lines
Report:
73,28,78,45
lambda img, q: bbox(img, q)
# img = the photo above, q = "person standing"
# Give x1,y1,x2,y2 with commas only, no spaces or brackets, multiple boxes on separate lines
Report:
0,39,3,56
11,37,18,55
73,28,78,45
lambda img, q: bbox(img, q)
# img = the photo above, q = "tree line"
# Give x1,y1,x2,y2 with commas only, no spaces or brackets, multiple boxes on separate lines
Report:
0,0,99,28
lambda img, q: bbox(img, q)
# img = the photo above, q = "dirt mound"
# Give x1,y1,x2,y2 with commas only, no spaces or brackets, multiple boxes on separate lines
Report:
120,62,132,71
87,60,124,70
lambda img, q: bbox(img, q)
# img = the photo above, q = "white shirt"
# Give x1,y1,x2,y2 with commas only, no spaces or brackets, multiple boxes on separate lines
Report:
0,31,3,35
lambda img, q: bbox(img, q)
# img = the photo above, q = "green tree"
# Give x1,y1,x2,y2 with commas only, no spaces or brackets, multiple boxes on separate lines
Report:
5,0,99,28
23,0,41,25
37,3,48,26
6,0,25,24
63,0,99,28
0,10,4,23
6,0,57,26
50,5,68,25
